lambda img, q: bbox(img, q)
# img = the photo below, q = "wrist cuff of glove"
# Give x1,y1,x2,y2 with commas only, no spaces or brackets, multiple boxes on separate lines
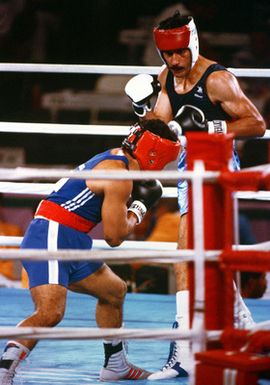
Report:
168,120,182,137
132,102,152,118
128,200,147,224
208,120,227,134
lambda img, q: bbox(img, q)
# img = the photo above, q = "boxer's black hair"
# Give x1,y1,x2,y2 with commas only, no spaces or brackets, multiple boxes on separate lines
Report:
140,119,178,142
158,11,190,30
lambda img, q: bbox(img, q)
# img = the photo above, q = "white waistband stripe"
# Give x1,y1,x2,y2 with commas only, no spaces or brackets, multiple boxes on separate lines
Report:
48,220,59,284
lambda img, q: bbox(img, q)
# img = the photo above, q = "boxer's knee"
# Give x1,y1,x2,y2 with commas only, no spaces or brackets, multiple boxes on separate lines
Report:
34,303,65,326
106,275,127,307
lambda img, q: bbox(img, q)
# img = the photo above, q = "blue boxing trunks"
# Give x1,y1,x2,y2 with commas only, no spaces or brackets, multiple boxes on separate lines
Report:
22,218,103,289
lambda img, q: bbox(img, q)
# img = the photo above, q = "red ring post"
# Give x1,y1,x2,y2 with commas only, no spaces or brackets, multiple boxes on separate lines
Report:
186,133,235,332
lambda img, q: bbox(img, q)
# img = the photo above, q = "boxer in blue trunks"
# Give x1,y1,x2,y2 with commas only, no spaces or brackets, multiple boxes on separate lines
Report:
125,11,265,380
0,119,181,384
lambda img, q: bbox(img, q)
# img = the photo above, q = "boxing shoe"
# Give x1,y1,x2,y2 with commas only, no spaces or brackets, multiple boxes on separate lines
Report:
0,341,29,385
100,341,151,381
234,307,256,329
148,321,188,380
234,290,256,329
0,368,15,385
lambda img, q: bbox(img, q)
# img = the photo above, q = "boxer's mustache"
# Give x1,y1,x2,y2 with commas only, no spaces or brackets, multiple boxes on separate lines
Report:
169,65,184,71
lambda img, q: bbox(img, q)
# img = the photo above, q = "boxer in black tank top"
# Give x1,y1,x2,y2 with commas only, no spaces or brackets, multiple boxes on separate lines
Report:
124,11,266,380
166,63,230,121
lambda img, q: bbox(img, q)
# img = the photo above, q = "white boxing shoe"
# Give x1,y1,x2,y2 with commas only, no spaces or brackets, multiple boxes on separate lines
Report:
0,368,15,385
100,342,151,381
234,289,256,329
0,341,29,385
148,322,188,380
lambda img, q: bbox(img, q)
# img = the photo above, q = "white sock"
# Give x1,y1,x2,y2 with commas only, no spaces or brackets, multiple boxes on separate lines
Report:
103,339,121,347
103,341,130,373
0,341,29,373
1,341,29,361
175,290,190,328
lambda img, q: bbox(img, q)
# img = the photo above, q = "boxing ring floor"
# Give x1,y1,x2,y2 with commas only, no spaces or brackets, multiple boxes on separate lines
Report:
0,288,269,385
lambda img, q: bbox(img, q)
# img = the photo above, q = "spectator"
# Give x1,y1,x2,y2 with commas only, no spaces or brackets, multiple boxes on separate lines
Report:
241,272,267,299
232,29,270,112
0,194,23,286
134,198,180,294
262,96,270,127
240,96,270,169
146,198,180,242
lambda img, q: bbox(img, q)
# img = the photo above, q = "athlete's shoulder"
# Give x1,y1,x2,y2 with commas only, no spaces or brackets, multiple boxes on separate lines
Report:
206,67,235,87
206,67,239,102
95,148,129,170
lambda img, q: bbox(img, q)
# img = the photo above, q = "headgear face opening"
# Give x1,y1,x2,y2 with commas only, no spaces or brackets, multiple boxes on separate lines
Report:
153,17,199,68
122,124,181,170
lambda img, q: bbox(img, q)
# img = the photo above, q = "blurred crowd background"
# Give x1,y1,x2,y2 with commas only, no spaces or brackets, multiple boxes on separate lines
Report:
0,0,269,163
0,0,269,296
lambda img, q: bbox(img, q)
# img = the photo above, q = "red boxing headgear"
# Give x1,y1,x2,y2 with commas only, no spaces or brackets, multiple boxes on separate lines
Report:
122,124,181,170
153,17,199,68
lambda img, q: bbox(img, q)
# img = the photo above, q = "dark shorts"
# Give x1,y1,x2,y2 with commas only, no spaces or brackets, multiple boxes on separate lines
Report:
21,218,103,289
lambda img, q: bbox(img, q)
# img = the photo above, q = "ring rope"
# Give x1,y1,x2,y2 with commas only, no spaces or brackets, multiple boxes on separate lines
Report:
0,248,219,263
0,319,268,341
0,182,177,197
0,236,269,251
0,122,129,136
1,183,270,202
0,167,219,182
0,325,204,341
0,121,269,139
0,162,268,183
0,237,179,250
233,240,270,250
0,63,270,78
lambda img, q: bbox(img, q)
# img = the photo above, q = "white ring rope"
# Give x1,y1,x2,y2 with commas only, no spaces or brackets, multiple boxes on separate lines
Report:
0,162,269,182
0,325,201,341
0,64,160,75
0,182,54,195
0,121,269,139
1,183,270,203
0,63,270,78
0,237,175,248
0,236,269,252
233,240,270,251
0,183,177,197
0,319,268,341
0,167,219,182
0,122,129,136
0,248,219,264
235,191,270,201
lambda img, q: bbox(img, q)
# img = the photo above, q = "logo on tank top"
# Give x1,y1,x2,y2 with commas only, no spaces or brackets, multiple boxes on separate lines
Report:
194,86,203,98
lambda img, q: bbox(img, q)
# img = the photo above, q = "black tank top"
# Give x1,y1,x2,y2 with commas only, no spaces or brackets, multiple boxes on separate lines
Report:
166,63,231,121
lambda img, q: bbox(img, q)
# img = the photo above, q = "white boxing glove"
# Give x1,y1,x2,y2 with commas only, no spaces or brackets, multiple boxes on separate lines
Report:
125,74,161,117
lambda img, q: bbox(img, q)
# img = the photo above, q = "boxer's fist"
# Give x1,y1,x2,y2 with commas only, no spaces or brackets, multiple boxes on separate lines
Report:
168,105,227,136
131,179,163,209
128,180,163,224
125,74,161,117
168,105,207,136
